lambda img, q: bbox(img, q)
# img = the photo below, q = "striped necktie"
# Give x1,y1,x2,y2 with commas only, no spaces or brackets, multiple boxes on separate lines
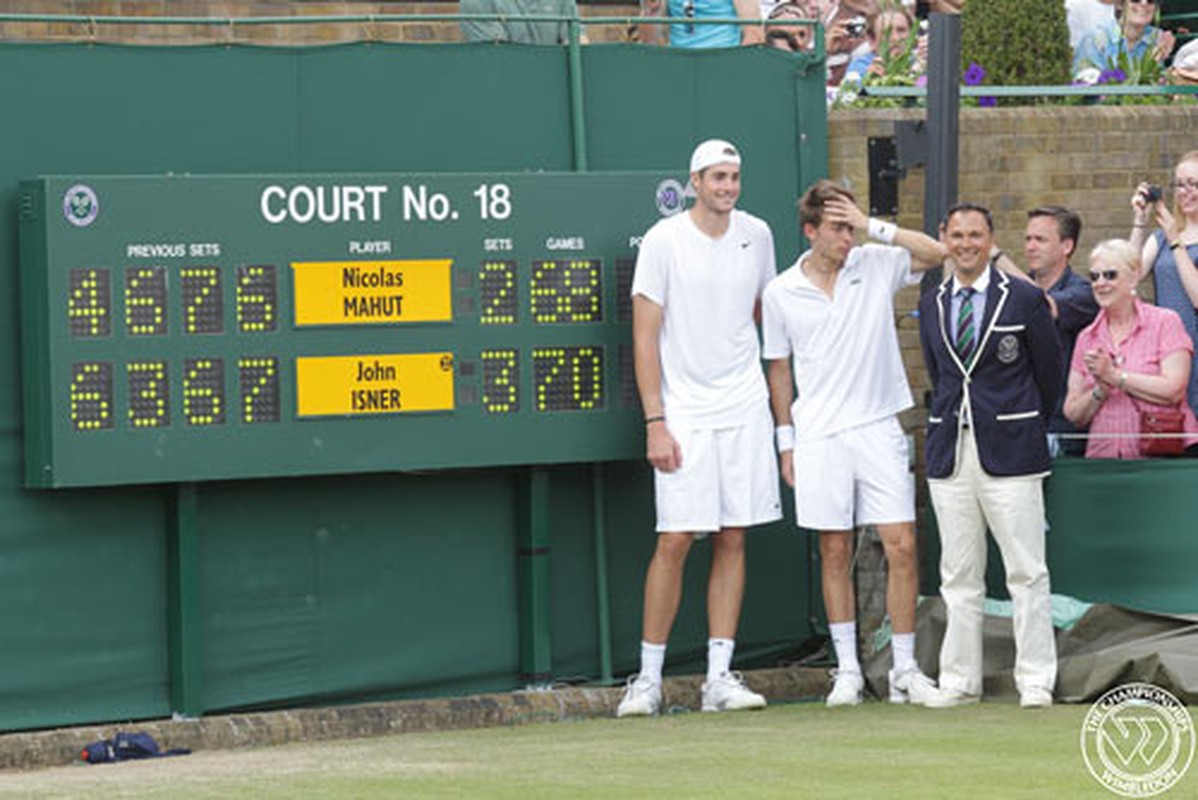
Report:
955,287,977,366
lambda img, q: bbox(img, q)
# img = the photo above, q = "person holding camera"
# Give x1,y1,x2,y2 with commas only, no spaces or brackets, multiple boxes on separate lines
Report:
1130,151,1198,415
843,3,925,82
814,0,874,86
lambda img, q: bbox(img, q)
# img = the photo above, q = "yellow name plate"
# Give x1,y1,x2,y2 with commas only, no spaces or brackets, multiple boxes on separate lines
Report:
291,259,452,326
295,353,455,417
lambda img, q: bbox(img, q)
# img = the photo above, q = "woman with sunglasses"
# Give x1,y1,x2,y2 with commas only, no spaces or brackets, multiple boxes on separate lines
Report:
1063,240,1198,458
1073,0,1176,76
1130,150,1198,414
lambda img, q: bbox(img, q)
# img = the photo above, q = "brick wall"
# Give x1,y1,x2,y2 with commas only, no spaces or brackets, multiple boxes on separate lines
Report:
829,104,1198,476
0,1,643,44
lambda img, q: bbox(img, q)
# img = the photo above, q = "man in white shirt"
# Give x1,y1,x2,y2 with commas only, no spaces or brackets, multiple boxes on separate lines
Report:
762,180,946,706
617,140,781,717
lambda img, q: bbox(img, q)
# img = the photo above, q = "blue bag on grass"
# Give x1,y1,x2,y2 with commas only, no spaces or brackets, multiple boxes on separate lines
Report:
81,731,190,764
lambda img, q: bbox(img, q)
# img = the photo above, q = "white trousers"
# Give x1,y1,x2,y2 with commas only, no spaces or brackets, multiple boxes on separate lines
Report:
928,432,1057,697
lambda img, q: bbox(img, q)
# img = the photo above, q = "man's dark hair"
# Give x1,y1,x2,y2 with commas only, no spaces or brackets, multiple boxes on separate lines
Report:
1027,205,1082,249
798,179,856,228
945,202,994,232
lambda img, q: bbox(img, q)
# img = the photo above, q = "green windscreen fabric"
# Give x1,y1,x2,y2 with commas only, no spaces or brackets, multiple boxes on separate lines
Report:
0,40,824,730
923,457,1198,616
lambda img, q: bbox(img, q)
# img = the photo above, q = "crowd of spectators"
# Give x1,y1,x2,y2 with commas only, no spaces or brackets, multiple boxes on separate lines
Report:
459,0,1198,459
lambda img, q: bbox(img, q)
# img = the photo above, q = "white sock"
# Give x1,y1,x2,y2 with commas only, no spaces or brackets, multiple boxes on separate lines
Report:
829,622,861,675
707,638,734,682
639,641,666,685
892,632,917,673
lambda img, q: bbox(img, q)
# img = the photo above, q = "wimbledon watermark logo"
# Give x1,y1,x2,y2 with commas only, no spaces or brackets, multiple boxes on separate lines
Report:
1080,682,1194,797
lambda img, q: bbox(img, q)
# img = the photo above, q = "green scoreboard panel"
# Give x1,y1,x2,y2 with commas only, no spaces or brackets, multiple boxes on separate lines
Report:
19,172,688,488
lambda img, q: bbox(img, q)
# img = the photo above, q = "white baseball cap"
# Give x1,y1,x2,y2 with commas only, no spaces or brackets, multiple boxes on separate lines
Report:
689,139,741,174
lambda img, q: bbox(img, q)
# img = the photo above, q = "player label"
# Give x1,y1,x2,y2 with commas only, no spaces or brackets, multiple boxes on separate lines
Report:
291,259,452,326
295,353,455,417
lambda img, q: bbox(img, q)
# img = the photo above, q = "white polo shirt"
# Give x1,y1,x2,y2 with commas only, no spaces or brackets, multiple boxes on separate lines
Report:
761,243,917,441
632,209,776,428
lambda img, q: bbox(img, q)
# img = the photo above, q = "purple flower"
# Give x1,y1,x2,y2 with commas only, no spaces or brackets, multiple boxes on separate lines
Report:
915,74,928,88
1098,68,1128,84
979,96,997,107
964,62,987,86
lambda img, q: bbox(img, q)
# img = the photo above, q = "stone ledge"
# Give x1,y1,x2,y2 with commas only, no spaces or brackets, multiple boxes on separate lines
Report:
0,666,829,772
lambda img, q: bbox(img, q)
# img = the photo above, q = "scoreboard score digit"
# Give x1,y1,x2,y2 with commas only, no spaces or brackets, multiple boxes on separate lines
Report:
19,172,682,488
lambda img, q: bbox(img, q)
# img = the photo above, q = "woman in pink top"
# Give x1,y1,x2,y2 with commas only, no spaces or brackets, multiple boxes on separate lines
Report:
1063,239,1198,459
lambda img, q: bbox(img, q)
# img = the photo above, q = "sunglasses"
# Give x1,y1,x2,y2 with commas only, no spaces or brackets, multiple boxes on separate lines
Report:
767,30,801,50
1170,179,1198,192
1089,269,1121,282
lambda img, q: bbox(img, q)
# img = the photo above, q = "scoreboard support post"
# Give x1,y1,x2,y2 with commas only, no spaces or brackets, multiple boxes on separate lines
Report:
517,469,554,687
592,464,615,685
168,483,204,717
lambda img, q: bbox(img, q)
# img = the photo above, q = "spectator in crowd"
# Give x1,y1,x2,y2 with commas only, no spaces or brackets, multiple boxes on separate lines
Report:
638,0,765,47
916,0,964,15
1024,206,1100,456
1131,152,1198,414
762,181,945,708
460,0,584,44
819,0,878,86
844,2,925,81
1074,0,1176,76
765,0,818,51
919,204,1060,710
617,140,778,718
1062,240,1198,457
1066,0,1117,52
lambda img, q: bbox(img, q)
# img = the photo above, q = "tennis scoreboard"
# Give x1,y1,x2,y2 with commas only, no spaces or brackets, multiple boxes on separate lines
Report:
19,172,689,488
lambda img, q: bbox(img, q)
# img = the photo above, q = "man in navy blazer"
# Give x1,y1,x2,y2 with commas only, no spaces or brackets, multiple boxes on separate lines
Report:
918,203,1061,710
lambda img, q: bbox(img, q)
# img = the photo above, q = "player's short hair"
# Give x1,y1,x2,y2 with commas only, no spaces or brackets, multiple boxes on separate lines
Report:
798,180,856,228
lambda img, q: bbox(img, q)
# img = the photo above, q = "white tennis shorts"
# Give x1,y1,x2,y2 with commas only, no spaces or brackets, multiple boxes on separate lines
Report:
794,415,914,530
654,404,782,533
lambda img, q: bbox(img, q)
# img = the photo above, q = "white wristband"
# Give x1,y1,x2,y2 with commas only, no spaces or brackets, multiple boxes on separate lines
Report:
868,218,898,244
775,425,795,453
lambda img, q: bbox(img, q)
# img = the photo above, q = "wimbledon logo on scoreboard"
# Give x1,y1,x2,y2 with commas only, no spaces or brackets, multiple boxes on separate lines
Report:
63,184,99,228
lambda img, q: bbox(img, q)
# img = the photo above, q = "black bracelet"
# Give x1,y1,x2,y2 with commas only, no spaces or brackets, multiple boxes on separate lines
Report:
645,416,665,425
1171,241,1185,251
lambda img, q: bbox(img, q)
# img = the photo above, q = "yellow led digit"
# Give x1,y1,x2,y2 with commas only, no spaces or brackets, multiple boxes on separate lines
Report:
533,346,605,412
238,357,280,423
69,361,113,430
68,268,111,338
481,349,519,413
127,360,169,428
533,259,603,325
480,261,517,325
237,265,277,333
531,260,558,324
571,346,603,409
125,267,168,336
565,259,601,323
183,358,225,426
183,266,223,334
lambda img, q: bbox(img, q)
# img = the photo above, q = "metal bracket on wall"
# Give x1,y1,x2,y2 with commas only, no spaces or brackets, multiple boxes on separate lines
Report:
868,136,900,217
894,119,927,170
868,120,929,218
